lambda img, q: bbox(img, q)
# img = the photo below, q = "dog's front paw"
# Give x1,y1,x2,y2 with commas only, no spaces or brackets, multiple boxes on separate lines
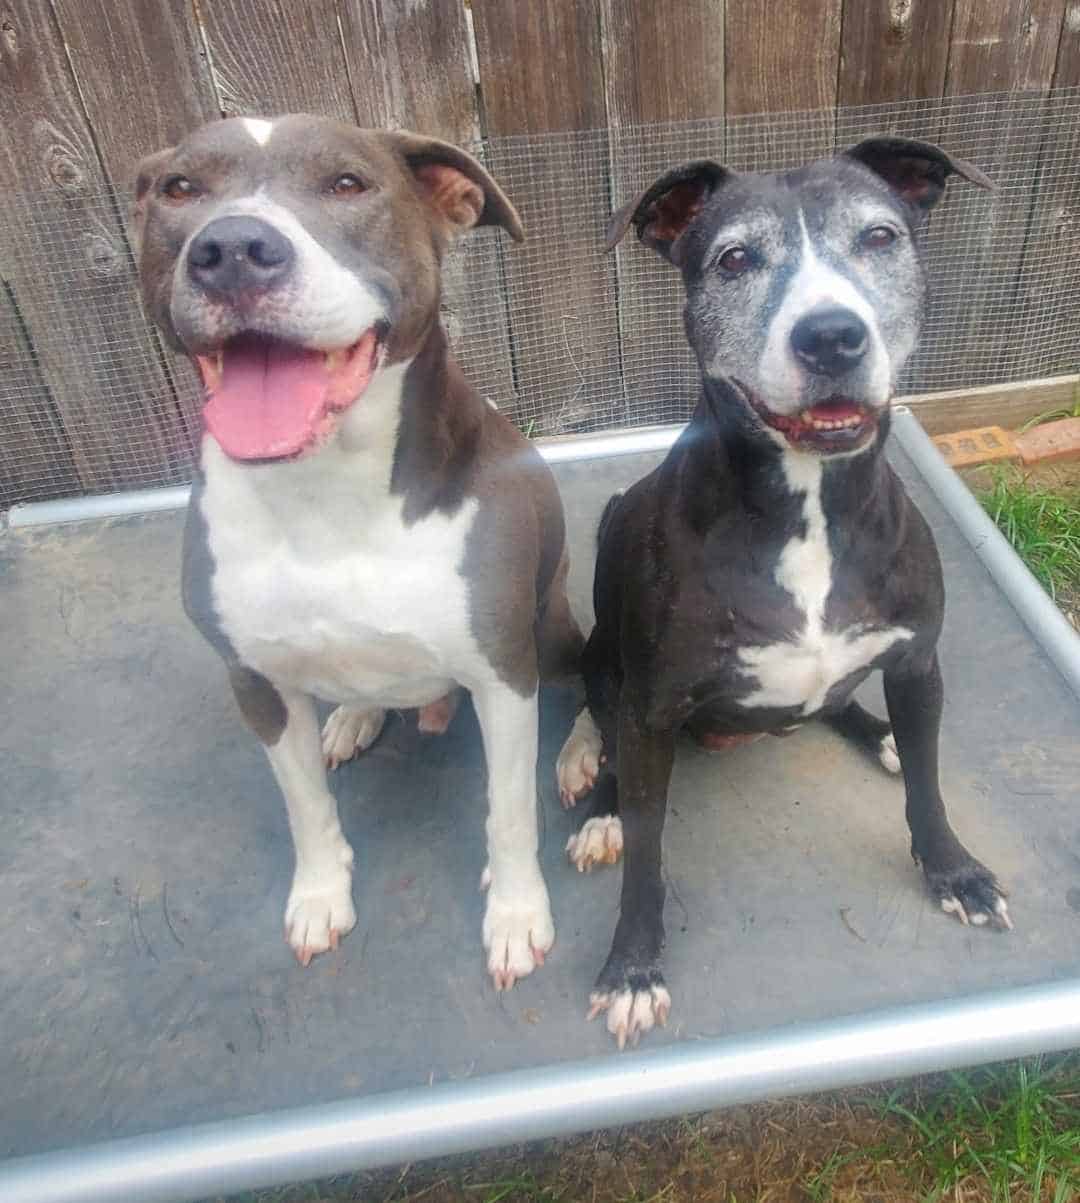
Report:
285,861,357,966
480,868,555,990
321,705,386,769
556,708,603,807
921,854,1012,931
566,815,623,871
588,968,671,1050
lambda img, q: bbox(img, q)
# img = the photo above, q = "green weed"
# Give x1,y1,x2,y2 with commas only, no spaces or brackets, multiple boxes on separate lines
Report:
979,470,1080,603
874,1057,1080,1202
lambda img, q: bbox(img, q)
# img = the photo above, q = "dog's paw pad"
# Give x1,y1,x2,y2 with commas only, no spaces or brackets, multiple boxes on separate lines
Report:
285,877,357,965
483,881,555,990
556,709,603,807
587,982,671,1050
878,732,901,775
321,706,386,769
931,861,1012,932
566,815,623,872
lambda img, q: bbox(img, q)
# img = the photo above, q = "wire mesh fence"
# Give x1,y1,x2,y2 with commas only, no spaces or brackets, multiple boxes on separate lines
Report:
2,88,1078,510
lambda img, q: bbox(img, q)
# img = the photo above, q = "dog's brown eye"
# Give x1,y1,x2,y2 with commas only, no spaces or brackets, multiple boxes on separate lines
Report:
718,246,751,275
161,176,200,203
331,174,367,196
860,225,897,250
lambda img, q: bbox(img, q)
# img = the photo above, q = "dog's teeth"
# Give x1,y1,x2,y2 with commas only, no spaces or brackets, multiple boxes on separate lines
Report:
800,411,814,426
325,349,345,372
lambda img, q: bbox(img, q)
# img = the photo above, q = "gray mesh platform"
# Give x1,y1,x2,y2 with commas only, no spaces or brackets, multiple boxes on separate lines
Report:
2,445,1079,1161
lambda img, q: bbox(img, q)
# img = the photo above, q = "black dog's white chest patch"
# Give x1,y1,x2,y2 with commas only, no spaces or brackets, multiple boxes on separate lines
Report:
737,452,912,715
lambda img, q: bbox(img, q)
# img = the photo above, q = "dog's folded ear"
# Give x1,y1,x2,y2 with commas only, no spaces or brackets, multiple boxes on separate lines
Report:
131,147,175,251
606,160,730,262
844,136,993,210
385,133,524,243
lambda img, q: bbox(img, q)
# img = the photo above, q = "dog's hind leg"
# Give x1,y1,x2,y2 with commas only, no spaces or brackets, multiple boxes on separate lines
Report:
321,705,386,769
566,772,622,871
536,550,585,684
824,699,900,775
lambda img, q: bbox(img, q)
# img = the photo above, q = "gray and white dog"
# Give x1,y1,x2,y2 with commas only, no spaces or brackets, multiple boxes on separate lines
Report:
133,115,583,987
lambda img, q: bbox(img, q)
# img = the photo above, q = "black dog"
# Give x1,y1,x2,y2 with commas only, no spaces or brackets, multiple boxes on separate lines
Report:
555,137,1010,1049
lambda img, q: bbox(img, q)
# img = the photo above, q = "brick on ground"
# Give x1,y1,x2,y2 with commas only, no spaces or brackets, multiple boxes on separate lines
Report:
1013,416,1080,465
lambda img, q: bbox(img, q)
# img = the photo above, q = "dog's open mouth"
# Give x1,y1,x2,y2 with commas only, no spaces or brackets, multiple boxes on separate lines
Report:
195,329,382,461
747,391,880,452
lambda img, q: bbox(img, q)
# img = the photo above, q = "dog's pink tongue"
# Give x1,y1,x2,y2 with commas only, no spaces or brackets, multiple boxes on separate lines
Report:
204,337,330,461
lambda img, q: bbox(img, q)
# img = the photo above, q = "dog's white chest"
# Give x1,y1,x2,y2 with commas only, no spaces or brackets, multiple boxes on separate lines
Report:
199,427,479,707
738,455,911,715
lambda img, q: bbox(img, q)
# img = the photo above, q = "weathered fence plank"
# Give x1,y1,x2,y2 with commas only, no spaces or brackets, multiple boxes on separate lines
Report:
339,0,476,135
839,0,956,107
946,0,1066,93
600,0,726,425
600,0,725,128
919,0,1069,390
1,0,1078,509
1054,4,1080,85
1003,11,1080,391
195,0,356,119
49,0,219,481
725,0,841,169
726,0,842,115
0,284,78,508
471,0,620,434
338,0,516,415
50,0,216,183
0,0,191,495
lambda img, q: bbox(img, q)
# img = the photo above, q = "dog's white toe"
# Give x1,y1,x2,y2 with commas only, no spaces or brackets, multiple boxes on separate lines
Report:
556,708,603,807
482,877,555,990
588,984,671,1050
321,705,386,769
285,874,357,966
566,815,623,871
878,732,901,774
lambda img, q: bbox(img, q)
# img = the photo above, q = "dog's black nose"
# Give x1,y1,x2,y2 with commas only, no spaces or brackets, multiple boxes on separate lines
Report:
187,216,295,295
790,306,869,375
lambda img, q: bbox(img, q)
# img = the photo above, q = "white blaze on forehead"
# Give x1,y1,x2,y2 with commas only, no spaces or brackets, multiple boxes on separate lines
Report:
758,208,890,411
242,118,274,146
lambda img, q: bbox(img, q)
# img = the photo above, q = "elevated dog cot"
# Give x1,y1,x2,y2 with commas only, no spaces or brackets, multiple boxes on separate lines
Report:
2,92,1080,1203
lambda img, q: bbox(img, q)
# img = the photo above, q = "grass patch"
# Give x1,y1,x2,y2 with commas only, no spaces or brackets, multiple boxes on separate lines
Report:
875,1058,1080,1202
209,1057,1080,1203
978,469,1080,610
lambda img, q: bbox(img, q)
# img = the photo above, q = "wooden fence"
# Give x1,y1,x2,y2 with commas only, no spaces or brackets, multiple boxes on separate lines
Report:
2,0,1079,508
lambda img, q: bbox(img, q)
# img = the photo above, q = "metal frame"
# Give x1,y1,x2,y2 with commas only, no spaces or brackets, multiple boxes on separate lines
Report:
890,407,1080,700
4,415,1079,1203
4,979,1080,1203
4,425,683,530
